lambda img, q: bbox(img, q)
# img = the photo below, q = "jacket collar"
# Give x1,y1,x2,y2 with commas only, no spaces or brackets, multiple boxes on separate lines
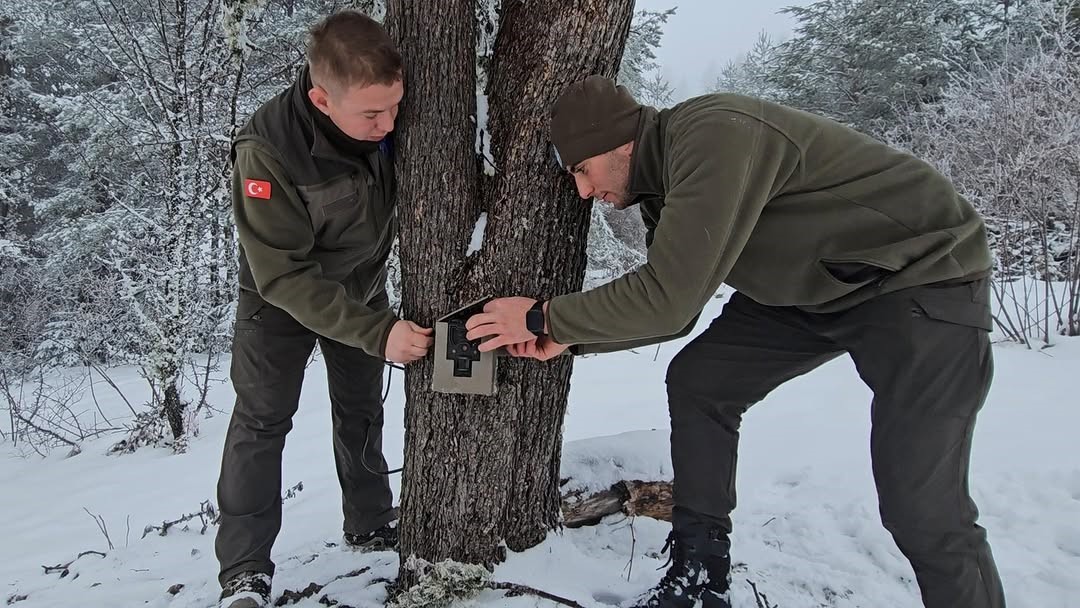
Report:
290,65,379,167
626,106,666,206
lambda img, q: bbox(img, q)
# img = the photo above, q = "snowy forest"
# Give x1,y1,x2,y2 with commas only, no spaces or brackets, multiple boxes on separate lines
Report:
1,0,1079,607
0,0,1077,458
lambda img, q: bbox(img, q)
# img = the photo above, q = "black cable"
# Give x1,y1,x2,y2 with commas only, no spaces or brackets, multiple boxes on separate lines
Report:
360,361,404,476
359,296,412,475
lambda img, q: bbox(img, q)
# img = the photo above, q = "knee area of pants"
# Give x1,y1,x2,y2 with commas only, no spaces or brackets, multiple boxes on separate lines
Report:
883,522,986,557
666,377,757,420
880,508,980,543
665,353,768,404
665,351,694,386
233,410,295,434
665,353,730,392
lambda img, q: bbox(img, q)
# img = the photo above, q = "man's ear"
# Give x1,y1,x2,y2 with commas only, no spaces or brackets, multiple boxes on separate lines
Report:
618,141,634,157
308,85,331,116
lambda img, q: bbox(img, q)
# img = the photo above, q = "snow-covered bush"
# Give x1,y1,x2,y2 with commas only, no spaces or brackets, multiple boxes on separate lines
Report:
889,2,1080,342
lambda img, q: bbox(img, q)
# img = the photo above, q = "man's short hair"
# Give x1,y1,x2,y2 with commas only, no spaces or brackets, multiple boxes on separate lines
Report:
307,11,402,91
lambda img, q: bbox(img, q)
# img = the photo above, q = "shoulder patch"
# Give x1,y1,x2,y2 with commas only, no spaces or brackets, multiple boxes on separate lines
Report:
244,179,272,200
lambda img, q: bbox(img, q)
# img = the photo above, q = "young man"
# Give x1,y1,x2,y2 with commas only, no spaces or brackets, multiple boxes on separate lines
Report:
467,76,1005,608
216,12,433,608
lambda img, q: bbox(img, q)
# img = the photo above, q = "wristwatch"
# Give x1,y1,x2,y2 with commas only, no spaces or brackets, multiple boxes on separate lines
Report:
526,300,547,337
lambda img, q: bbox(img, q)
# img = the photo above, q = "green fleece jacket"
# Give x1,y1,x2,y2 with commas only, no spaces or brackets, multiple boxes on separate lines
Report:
548,94,991,354
230,67,398,358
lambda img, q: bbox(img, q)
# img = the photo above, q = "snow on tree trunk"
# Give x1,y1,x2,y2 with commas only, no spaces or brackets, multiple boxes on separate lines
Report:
386,0,634,588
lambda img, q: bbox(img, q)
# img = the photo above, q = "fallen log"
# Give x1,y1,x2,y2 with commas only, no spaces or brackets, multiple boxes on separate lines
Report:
561,480,673,528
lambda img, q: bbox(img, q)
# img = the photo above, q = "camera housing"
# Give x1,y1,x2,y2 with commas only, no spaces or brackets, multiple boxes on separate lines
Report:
432,297,497,396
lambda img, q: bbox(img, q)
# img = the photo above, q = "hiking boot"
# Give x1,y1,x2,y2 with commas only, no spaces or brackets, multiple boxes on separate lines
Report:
219,571,271,608
631,528,731,608
343,521,398,551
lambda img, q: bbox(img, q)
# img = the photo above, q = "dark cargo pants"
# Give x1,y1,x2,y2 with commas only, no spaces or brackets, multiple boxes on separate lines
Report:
215,290,396,586
666,279,1005,608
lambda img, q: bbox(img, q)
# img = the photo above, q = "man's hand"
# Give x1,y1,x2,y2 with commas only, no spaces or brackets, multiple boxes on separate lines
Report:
465,297,537,353
506,337,569,361
385,320,434,364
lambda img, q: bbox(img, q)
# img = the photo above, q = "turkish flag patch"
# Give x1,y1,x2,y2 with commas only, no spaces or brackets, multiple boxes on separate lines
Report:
243,179,272,200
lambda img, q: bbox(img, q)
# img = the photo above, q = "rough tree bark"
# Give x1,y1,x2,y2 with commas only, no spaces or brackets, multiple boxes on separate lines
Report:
386,0,634,586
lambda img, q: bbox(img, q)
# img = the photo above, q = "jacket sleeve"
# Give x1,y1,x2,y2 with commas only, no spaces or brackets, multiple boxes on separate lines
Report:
571,313,700,356
232,143,397,357
547,107,800,348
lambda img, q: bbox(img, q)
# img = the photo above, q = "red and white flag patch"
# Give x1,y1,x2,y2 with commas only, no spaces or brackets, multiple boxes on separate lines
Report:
244,179,272,200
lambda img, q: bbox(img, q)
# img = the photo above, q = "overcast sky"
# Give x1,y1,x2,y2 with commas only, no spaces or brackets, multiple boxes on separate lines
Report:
634,0,809,99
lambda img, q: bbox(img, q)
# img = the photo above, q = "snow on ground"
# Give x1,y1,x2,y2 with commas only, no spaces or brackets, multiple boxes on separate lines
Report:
2,293,1079,607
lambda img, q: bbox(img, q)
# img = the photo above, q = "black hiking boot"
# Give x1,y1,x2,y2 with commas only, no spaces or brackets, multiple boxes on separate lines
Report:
630,526,731,608
343,521,398,551
219,571,271,608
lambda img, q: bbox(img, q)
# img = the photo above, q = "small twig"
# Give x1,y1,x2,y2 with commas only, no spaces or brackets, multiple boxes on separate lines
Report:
86,361,138,417
747,579,779,608
41,551,107,577
84,364,114,427
283,481,304,503
84,508,114,550
622,516,637,581
142,500,219,538
761,517,777,527
488,581,585,607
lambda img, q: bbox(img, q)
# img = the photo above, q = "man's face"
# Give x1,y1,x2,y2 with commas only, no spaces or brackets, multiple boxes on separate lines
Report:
309,78,404,142
567,142,634,210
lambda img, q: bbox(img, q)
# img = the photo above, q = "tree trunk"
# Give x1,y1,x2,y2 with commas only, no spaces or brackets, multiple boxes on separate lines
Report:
1,15,14,228
386,0,634,587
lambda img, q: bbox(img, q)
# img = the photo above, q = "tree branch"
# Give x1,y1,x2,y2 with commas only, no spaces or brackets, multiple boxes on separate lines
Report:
488,581,586,608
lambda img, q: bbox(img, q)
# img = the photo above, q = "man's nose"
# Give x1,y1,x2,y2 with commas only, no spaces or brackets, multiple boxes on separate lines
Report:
378,112,394,134
573,174,593,200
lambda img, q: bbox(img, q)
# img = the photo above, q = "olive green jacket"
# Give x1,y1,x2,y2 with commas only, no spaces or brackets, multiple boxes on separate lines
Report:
549,94,991,354
231,67,397,357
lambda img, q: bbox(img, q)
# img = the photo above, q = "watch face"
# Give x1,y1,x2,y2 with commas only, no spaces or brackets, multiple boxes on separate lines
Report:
526,309,544,333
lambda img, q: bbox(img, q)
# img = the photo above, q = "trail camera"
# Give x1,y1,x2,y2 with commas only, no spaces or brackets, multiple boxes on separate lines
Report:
432,297,497,396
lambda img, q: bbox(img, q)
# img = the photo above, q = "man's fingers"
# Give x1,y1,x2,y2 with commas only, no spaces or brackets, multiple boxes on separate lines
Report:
407,346,428,359
509,341,535,358
478,334,523,353
412,335,434,349
407,321,434,335
466,323,501,342
465,313,495,331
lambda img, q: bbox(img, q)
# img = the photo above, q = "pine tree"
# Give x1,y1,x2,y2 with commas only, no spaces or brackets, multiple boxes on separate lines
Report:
772,0,1006,134
712,31,782,100
618,7,676,104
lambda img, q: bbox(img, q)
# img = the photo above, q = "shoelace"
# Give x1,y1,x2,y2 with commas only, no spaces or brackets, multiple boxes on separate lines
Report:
655,531,690,588
657,531,676,570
